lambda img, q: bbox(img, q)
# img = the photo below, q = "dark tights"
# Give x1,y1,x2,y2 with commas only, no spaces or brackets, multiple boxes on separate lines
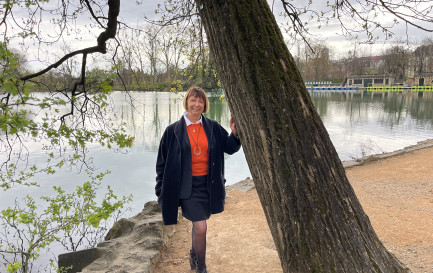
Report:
192,220,207,267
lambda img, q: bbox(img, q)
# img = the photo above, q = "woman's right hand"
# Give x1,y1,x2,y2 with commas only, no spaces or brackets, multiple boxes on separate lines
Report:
230,115,238,137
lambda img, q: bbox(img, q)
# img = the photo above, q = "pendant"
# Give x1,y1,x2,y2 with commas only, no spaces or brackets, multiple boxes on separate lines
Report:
194,146,202,156
193,128,196,133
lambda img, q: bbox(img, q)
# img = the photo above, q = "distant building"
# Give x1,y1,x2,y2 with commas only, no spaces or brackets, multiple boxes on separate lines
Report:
346,74,394,87
414,72,433,86
346,72,433,87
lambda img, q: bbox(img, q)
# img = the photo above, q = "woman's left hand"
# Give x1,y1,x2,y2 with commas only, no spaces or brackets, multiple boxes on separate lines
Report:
230,116,238,137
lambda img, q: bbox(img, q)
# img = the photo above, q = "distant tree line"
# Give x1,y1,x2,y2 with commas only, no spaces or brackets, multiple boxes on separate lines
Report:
294,37,433,84
9,30,433,91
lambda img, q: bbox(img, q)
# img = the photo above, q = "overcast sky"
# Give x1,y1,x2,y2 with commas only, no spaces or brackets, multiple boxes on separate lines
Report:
124,0,432,56
6,0,432,71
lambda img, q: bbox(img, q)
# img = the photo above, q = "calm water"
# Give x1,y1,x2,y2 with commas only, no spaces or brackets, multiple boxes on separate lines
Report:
311,90,433,159
87,90,433,213
1,90,433,268
2,90,433,214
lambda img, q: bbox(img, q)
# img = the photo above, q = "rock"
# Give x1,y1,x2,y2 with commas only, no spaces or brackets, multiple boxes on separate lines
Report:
104,218,135,241
58,201,172,273
58,248,107,273
226,177,255,192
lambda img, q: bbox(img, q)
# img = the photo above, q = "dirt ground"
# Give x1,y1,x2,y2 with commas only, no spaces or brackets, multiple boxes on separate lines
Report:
154,144,433,273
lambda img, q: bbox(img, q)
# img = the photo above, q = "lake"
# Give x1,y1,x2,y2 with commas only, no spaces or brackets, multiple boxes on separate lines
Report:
2,90,433,215
1,89,432,270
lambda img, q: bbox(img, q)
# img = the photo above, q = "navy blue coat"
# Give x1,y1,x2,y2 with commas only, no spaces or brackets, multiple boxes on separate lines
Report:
155,115,241,225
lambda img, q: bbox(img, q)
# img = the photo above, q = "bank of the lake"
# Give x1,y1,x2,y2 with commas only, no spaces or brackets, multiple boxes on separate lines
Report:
155,139,433,273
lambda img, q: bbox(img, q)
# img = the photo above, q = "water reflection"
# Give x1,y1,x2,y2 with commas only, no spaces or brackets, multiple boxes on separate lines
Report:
310,90,433,159
111,91,233,151
2,90,433,214
312,91,433,127
113,90,433,162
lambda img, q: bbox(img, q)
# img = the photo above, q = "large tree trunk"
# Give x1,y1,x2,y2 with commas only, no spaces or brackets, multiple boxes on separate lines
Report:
196,0,409,272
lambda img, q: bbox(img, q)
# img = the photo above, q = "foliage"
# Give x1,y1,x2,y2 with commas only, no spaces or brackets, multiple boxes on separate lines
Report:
0,35,133,272
0,170,131,273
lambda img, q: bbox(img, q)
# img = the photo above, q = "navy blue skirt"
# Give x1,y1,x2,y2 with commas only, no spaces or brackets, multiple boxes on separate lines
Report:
180,175,210,222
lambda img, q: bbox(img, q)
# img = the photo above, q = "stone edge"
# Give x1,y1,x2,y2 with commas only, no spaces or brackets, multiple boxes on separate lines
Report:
58,201,175,273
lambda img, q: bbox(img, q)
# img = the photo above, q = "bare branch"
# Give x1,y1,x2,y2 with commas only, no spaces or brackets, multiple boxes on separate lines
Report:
145,0,198,27
0,5,11,41
20,0,120,82
280,0,315,53
377,0,433,32
84,0,106,29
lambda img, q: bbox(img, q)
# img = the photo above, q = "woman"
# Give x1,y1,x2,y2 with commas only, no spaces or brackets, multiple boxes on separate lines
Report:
155,87,241,273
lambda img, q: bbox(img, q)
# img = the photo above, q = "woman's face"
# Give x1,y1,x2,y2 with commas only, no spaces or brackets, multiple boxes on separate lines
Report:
187,95,205,116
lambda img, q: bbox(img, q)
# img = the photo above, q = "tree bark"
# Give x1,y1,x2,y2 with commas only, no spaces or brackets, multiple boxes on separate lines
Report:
196,0,409,272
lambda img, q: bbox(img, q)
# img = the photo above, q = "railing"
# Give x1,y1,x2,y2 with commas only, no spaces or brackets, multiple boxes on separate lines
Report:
366,86,404,92
306,86,358,91
364,86,432,92
410,86,433,91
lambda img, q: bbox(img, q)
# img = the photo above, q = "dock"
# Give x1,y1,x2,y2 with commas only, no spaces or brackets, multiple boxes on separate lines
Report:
306,86,433,92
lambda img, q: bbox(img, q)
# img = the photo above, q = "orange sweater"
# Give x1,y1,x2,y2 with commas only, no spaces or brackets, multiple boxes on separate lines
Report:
186,123,209,176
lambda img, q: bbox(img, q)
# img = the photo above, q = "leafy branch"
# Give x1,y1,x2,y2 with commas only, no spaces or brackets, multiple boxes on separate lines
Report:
0,170,131,273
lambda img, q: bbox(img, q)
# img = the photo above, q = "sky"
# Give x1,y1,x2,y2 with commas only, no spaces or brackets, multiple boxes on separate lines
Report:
134,0,433,56
4,0,433,71
125,0,430,59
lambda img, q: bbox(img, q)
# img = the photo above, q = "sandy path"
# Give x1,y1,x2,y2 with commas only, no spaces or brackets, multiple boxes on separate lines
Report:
155,145,433,273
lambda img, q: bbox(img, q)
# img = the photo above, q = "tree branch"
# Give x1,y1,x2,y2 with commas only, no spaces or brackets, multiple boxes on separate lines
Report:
20,0,120,82
377,0,433,32
0,5,11,41
280,0,315,53
84,0,106,29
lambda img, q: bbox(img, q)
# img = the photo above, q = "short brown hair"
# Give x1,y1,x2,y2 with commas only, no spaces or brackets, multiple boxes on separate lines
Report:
183,86,210,113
